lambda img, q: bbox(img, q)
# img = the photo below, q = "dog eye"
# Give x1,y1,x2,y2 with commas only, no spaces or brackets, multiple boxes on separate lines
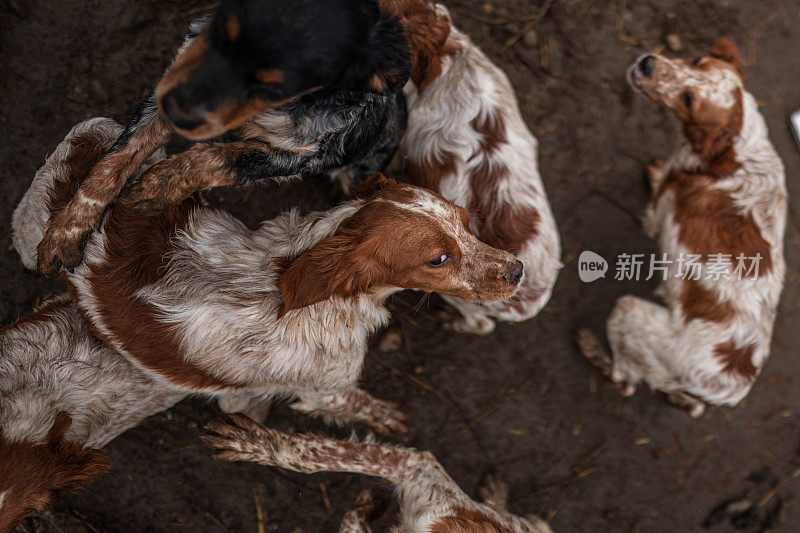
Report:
428,254,450,267
682,92,693,108
691,57,702,66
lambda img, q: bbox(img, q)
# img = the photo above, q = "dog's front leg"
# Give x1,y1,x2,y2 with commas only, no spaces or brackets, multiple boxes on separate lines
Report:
292,387,407,435
37,95,171,274
120,142,307,212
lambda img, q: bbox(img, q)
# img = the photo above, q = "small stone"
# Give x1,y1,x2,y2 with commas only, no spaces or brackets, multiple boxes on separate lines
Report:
523,29,538,47
666,33,683,52
482,3,493,14
378,330,402,352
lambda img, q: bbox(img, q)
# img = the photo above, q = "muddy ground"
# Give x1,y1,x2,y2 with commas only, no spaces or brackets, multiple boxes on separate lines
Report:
2,0,800,531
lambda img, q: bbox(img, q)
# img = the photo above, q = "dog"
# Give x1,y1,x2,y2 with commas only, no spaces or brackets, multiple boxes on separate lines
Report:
577,38,786,417
35,0,412,274
393,2,562,334
0,296,186,532
202,414,553,532
15,117,523,433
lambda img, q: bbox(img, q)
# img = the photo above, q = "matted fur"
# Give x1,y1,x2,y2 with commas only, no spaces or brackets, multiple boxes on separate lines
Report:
0,296,185,530
399,4,562,334
578,38,786,416
19,119,522,434
202,414,551,532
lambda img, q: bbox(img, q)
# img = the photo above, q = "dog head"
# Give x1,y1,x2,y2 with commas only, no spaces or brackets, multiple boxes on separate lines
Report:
0,413,111,533
628,37,745,174
278,174,523,315
157,0,411,140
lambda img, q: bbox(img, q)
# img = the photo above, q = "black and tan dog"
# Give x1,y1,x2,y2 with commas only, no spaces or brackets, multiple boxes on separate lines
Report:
37,0,411,274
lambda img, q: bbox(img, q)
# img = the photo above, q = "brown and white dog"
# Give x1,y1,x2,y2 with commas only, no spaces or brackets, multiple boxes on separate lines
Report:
202,414,552,532
385,1,562,334
14,117,523,433
0,296,186,532
578,38,786,417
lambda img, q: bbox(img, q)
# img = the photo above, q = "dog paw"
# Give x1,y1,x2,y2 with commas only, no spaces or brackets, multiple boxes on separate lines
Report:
36,225,91,275
443,314,496,335
201,414,276,463
478,472,510,510
363,398,408,436
349,488,391,523
646,158,666,189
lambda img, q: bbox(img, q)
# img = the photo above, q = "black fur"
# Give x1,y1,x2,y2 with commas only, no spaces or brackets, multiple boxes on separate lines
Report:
163,0,411,129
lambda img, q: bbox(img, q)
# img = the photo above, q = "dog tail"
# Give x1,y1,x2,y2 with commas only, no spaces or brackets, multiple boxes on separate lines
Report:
12,118,123,269
575,328,614,379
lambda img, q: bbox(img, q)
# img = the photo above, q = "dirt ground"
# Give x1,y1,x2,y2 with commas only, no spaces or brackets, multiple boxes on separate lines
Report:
2,0,800,531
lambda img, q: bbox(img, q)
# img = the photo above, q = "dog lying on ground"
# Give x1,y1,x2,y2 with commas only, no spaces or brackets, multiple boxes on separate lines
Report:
0,296,186,532
35,0,412,274
391,2,562,334
202,414,552,532
15,117,523,432
577,38,786,417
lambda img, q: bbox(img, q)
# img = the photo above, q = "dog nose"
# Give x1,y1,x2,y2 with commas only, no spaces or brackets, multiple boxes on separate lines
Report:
503,260,524,285
161,88,206,131
638,55,655,77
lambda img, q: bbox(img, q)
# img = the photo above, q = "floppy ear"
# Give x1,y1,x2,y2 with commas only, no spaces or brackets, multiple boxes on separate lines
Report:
683,88,744,176
277,227,386,316
352,173,398,199
340,13,411,94
710,37,744,79
47,412,112,493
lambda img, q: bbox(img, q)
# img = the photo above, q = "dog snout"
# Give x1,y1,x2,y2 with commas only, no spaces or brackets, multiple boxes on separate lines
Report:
503,260,523,285
160,88,207,131
638,55,656,77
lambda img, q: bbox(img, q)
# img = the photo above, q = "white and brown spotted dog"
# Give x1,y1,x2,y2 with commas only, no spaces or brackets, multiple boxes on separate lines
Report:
0,295,186,532
202,414,552,532
13,117,523,434
384,1,562,334
578,38,786,417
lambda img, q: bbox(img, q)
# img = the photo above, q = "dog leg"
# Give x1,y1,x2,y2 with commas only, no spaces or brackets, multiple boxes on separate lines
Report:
218,392,272,424
646,158,666,191
575,329,635,396
442,311,496,335
37,96,172,273
665,390,706,419
292,388,407,435
121,142,309,213
339,489,391,533
478,473,509,511
203,414,420,479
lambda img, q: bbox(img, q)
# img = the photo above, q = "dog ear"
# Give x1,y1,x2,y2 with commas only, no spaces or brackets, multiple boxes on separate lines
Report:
277,225,386,316
709,37,744,79
683,88,744,176
352,173,397,199
339,13,411,94
47,412,112,493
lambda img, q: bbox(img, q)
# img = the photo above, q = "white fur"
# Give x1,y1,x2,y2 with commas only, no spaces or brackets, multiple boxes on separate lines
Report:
401,6,562,333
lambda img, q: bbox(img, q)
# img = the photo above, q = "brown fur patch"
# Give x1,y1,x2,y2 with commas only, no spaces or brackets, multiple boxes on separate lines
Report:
709,37,745,79
0,413,111,533
469,162,540,254
0,295,70,337
254,68,284,85
74,202,238,391
680,280,736,324
429,507,513,533
405,151,457,191
224,16,241,41
376,0,458,91
46,131,114,219
713,340,757,378
682,88,743,176
471,112,507,155
658,170,772,274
